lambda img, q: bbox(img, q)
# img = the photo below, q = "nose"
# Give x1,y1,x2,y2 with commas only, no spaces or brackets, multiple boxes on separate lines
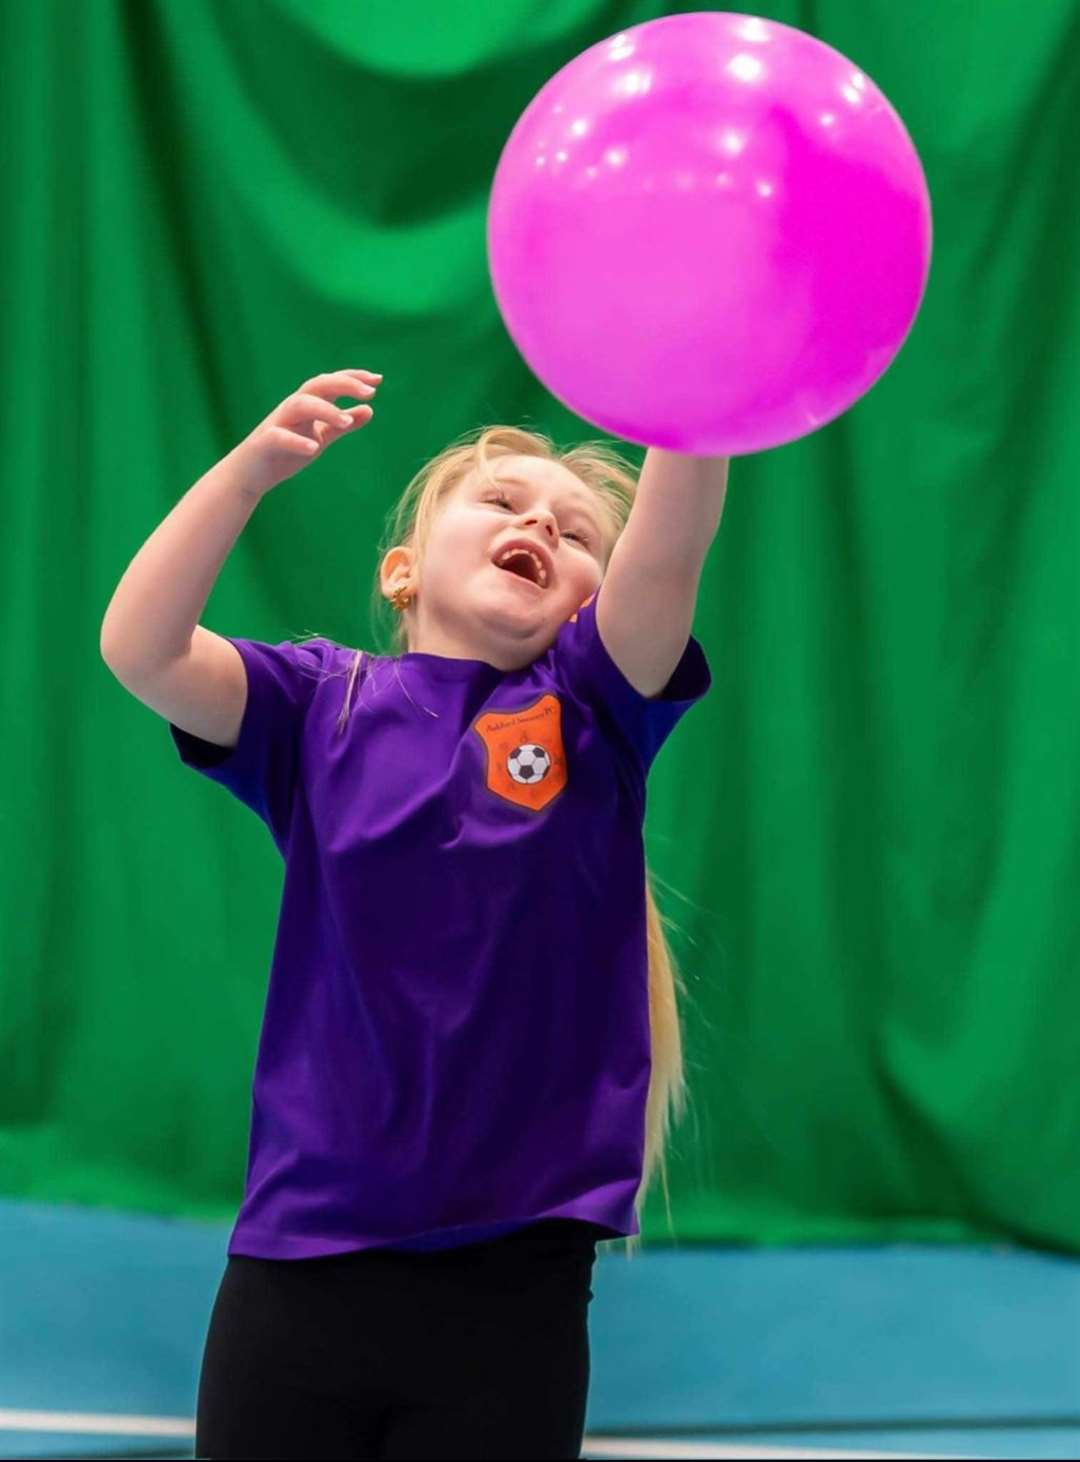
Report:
522,509,557,541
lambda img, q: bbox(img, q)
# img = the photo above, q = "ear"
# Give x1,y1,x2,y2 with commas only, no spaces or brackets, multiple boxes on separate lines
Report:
380,545,416,597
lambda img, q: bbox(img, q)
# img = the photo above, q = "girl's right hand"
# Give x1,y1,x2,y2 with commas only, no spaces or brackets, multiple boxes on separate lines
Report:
231,369,381,499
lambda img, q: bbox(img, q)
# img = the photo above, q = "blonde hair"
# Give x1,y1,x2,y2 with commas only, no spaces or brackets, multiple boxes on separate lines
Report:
317,425,690,1257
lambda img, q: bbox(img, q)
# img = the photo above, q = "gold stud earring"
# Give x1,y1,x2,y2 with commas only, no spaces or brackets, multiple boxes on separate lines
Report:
389,584,413,613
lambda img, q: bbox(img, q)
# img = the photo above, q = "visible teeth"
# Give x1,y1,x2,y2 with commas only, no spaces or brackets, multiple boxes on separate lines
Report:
496,548,547,586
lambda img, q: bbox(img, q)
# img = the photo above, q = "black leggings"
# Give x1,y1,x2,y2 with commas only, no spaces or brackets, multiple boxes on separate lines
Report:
195,1219,605,1461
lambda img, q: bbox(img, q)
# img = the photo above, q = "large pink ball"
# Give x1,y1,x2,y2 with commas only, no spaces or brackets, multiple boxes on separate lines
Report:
487,12,933,455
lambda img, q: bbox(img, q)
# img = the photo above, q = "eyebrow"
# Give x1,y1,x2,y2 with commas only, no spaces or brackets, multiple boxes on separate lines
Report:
487,474,607,540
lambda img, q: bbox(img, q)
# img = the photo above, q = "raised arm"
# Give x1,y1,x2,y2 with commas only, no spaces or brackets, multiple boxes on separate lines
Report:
100,368,379,745
595,449,730,697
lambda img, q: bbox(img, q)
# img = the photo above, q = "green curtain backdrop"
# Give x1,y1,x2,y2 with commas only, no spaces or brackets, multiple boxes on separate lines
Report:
4,0,1079,1252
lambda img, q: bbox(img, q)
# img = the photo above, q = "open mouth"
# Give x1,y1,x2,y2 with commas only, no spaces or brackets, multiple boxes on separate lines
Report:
493,546,549,589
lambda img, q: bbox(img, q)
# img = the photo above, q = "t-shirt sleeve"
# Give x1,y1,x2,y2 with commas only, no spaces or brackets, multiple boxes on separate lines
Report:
551,590,712,777
168,636,336,847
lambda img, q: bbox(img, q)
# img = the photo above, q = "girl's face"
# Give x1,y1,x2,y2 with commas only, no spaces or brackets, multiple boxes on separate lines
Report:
385,455,618,669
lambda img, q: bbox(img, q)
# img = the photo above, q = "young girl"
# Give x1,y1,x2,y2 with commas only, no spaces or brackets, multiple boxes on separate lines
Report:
99,368,727,1460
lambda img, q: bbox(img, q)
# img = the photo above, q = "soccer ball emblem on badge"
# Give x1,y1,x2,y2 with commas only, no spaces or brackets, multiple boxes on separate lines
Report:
507,743,552,784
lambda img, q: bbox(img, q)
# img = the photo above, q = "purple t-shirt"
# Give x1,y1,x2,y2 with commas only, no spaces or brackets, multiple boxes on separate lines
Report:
170,592,710,1258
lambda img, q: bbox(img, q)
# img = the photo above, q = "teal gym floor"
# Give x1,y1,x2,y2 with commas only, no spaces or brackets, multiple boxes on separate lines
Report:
3,1198,1079,1460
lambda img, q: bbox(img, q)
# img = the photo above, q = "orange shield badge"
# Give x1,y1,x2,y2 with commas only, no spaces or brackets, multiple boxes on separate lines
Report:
472,694,568,812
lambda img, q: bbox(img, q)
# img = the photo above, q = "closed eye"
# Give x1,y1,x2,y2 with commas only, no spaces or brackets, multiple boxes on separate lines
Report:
486,493,591,547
